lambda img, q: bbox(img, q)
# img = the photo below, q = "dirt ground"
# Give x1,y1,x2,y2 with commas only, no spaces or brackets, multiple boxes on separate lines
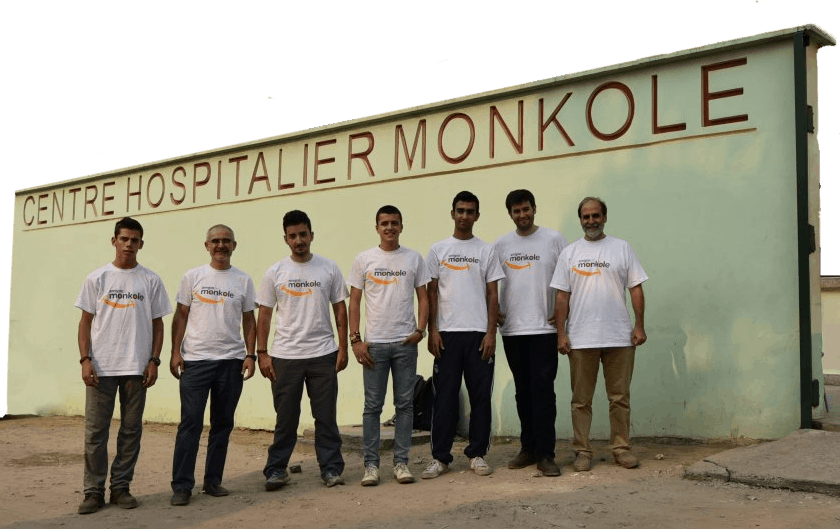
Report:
2,416,840,529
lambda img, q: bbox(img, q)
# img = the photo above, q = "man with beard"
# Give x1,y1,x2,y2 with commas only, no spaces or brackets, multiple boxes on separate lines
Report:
551,197,648,472
169,224,257,506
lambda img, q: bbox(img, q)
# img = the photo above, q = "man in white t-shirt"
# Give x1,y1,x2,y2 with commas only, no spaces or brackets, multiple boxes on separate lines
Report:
421,191,505,479
256,210,349,490
551,197,648,472
493,189,568,477
348,205,430,486
75,217,172,515
169,225,257,506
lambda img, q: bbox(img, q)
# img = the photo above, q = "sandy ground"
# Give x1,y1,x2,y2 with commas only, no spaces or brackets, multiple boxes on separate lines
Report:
2,416,840,529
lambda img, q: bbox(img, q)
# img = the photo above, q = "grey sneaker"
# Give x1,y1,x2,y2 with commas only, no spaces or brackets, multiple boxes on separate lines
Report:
77,493,104,515
265,469,291,491
470,456,493,476
361,464,379,486
322,470,345,487
393,462,415,484
421,459,449,479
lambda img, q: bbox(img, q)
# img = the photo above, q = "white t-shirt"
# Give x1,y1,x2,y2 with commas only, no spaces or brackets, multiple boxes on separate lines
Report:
75,263,172,376
348,246,430,343
550,235,648,348
426,236,505,333
493,227,568,336
256,254,348,359
176,264,256,361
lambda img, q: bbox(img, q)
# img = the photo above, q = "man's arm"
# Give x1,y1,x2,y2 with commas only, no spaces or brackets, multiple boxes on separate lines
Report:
403,285,429,345
241,310,257,380
629,284,647,346
169,303,190,379
78,310,97,387
256,304,275,381
426,279,442,358
348,287,373,368
142,317,164,388
554,290,571,354
479,280,499,361
333,300,348,372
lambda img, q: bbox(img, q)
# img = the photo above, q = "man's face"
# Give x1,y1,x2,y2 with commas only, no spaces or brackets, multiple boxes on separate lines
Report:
284,223,313,257
205,227,236,264
376,213,403,246
112,228,144,259
579,200,607,241
451,200,479,232
509,200,536,232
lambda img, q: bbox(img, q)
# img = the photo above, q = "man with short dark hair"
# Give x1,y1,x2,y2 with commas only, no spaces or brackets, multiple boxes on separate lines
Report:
349,205,429,486
75,217,172,514
257,210,349,489
422,191,504,479
493,189,568,476
552,197,647,472
169,224,257,506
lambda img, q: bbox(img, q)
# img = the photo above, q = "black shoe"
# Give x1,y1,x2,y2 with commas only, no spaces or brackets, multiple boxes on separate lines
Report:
202,483,229,497
78,493,104,515
537,457,562,477
170,489,191,506
507,450,537,469
109,489,139,509
265,469,291,491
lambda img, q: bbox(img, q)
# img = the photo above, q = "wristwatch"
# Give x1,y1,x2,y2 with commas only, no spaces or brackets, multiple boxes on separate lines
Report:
148,357,161,366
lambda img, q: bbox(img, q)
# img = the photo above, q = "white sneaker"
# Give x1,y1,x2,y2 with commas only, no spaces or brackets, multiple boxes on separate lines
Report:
393,462,415,484
470,456,493,476
361,464,379,486
421,459,449,479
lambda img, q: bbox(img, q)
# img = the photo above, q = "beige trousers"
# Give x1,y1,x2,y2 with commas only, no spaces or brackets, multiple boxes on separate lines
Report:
568,346,635,456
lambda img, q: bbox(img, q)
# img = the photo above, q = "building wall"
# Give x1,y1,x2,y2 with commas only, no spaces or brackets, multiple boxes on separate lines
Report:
821,278,840,374
9,30,831,439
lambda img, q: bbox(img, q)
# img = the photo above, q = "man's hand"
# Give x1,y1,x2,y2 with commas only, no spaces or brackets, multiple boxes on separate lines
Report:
632,325,647,347
241,357,256,381
258,352,275,381
400,331,423,346
170,351,184,379
81,361,98,388
336,347,349,373
142,361,158,388
479,332,496,361
427,330,444,359
352,341,374,368
557,333,571,355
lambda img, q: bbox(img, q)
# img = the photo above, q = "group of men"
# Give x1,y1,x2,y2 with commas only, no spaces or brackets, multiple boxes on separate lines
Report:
74,189,647,515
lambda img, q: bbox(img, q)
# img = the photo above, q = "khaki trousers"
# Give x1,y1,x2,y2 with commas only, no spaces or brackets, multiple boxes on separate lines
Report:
568,346,635,456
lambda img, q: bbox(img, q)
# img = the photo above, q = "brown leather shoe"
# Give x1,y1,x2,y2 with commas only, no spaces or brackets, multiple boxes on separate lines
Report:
78,493,104,515
109,489,139,509
614,451,639,469
536,457,561,477
573,453,592,472
507,450,537,469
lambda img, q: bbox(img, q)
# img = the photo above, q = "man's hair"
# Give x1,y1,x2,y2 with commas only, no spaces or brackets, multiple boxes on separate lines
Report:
505,189,536,213
114,217,143,238
577,197,607,218
376,205,402,223
452,190,480,213
206,224,235,241
283,210,312,233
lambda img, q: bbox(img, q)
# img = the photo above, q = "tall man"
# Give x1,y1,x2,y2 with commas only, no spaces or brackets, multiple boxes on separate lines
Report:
493,189,568,476
552,197,647,472
422,191,505,479
169,225,257,506
257,210,349,489
75,217,172,514
348,205,430,486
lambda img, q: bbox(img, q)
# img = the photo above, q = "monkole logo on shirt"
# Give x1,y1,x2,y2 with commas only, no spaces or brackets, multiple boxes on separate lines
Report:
441,255,479,271
572,259,611,277
194,286,235,305
504,253,540,270
367,268,406,285
101,290,144,308
281,279,320,297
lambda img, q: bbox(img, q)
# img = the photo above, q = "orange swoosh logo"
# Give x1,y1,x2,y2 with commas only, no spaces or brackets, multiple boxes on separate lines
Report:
281,286,312,297
572,266,601,277
505,261,531,270
102,297,136,309
194,292,225,304
441,261,469,271
367,273,398,285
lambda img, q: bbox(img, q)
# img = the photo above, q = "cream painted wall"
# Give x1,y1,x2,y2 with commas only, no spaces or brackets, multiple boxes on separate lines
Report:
821,279,840,374
9,30,831,440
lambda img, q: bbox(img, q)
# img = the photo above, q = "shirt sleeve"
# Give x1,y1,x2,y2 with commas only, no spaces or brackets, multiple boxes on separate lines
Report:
625,243,649,288
74,274,99,314
484,245,506,283
175,272,193,307
347,254,365,290
414,253,431,288
550,249,572,292
426,246,440,280
150,275,173,319
329,262,350,304
243,276,257,312
256,268,278,308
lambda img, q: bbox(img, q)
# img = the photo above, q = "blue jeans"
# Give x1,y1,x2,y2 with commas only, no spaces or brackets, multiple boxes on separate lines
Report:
363,342,418,466
83,376,146,497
